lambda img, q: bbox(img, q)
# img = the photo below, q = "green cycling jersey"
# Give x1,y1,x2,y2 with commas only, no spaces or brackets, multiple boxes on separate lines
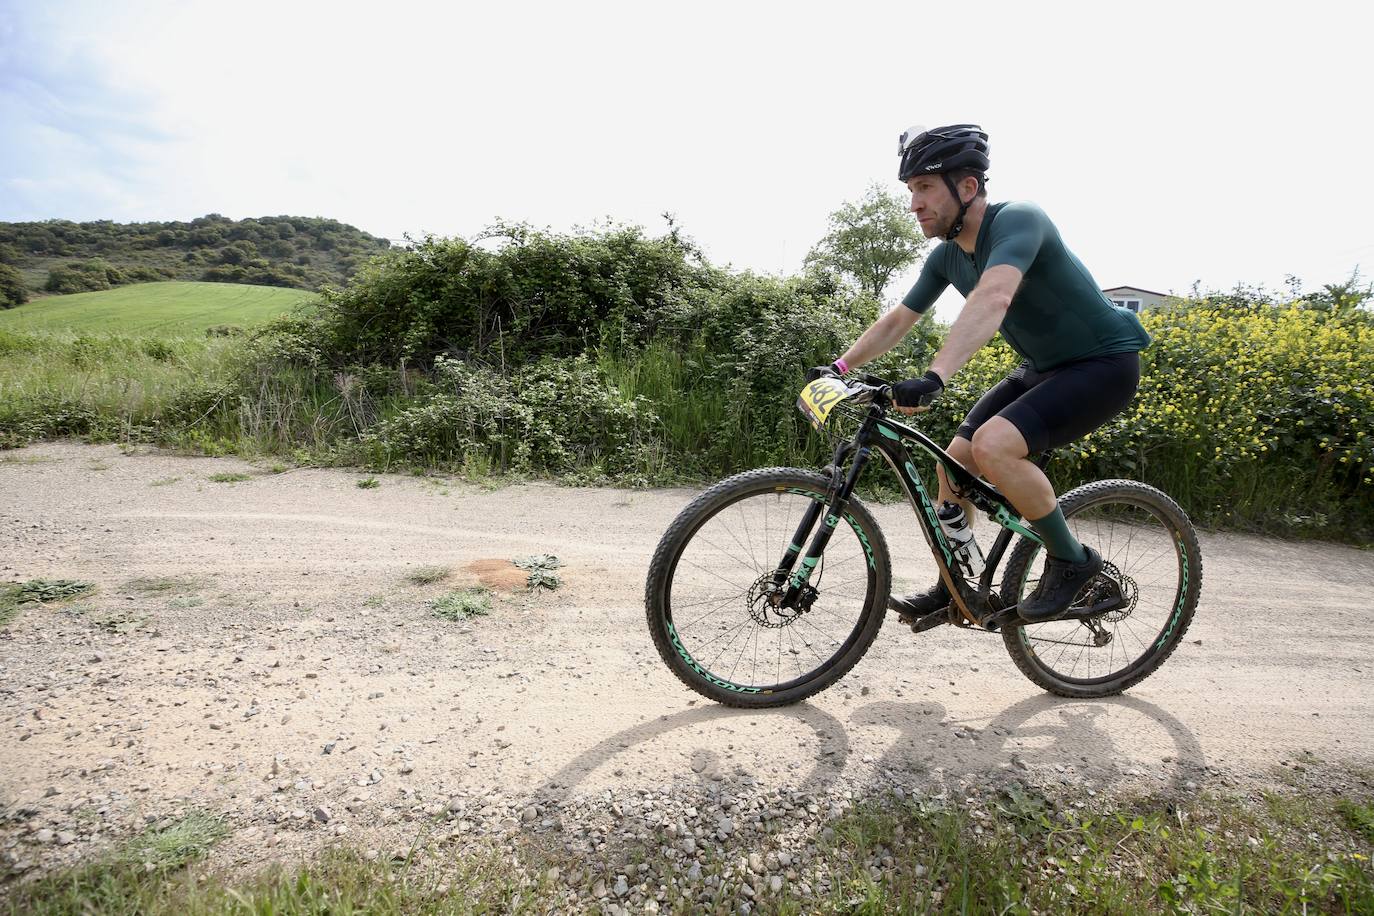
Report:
902,201,1151,372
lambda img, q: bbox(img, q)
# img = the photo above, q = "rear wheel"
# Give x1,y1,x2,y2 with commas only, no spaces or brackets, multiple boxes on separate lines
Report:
1000,479,1202,698
645,468,891,707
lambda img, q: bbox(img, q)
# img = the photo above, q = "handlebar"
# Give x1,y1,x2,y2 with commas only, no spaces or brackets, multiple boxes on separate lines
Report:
840,373,895,407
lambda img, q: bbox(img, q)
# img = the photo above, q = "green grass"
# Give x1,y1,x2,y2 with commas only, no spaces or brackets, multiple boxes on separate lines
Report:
404,565,450,586
0,282,315,336
4,790,1371,915
121,814,228,872
1341,800,1374,843
427,588,491,621
1,579,96,625
356,476,380,489
124,576,203,595
207,472,251,483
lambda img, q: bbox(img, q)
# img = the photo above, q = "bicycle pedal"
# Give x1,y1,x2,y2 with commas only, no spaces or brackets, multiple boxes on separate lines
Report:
905,606,952,634
983,606,1021,632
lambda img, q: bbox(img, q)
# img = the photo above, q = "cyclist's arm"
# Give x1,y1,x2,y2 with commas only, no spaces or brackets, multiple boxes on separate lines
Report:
838,301,924,370
928,265,1022,382
928,204,1045,382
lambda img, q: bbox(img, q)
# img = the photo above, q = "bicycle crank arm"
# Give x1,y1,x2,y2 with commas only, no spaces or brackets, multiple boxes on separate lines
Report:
983,592,1128,632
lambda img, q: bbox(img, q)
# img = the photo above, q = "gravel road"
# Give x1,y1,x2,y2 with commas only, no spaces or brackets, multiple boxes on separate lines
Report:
2,441,1371,885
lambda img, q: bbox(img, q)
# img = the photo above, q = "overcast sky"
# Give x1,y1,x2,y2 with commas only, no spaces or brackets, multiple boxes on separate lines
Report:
2,0,1370,320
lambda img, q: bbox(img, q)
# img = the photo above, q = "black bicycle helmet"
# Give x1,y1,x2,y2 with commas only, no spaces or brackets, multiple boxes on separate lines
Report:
897,124,990,239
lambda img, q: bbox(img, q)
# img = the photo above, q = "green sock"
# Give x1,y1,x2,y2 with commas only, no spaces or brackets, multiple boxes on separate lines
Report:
1029,505,1087,563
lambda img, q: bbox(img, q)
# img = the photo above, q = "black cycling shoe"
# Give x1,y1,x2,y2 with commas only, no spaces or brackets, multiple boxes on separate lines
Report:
888,580,951,621
1018,546,1104,622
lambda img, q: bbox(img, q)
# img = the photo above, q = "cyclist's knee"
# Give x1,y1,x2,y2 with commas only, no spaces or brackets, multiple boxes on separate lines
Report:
946,436,978,478
970,420,1028,470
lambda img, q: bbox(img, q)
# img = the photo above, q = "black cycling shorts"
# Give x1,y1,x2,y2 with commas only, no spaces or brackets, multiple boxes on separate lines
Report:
955,351,1141,455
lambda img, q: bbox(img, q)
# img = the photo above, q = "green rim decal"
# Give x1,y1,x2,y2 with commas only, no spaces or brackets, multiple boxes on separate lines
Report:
846,514,876,569
1155,537,1189,648
667,622,763,694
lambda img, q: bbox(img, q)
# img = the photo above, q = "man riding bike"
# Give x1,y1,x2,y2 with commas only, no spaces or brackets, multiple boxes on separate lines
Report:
808,124,1151,623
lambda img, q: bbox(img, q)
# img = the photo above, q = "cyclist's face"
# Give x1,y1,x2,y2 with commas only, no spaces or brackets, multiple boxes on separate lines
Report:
906,175,953,238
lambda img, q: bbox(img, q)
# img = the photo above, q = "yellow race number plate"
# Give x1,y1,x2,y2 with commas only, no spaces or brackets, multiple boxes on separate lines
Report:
797,377,851,430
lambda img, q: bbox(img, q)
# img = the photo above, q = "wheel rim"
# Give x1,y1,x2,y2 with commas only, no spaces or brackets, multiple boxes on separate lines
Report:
665,484,878,695
1012,494,1191,686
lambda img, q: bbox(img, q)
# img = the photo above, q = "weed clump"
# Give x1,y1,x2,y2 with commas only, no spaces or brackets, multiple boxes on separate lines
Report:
1,578,96,624
405,565,450,586
428,588,491,621
515,554,563,591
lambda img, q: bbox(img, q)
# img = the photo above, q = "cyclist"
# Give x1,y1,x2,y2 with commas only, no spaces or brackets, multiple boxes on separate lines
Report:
808,124,1151,623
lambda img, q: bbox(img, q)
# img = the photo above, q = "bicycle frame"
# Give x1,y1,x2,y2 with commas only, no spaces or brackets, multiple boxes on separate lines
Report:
775,395,1047,628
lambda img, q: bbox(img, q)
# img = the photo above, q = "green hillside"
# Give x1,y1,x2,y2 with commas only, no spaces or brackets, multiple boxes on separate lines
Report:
0,281,315,335
0,214,390,303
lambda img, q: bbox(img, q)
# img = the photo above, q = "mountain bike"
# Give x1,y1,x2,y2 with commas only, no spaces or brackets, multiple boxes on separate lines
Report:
645,374,1201,707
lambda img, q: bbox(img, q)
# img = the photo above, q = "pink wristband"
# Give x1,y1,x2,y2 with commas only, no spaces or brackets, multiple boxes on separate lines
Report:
833,357,849,375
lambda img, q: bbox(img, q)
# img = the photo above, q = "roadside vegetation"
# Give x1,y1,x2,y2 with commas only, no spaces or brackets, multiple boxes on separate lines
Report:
0,282,314,335
6,788,1370,914
0,215,1370,540
0,214,390,300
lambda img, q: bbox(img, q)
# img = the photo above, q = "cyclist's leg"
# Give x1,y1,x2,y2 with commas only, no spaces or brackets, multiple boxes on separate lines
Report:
971,352,1141,523
891,365,1033,618
935,363,1035,523
971,352,1142,616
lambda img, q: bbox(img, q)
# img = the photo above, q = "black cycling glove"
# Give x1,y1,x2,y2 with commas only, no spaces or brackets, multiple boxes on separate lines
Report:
893,371,945,408
804,362,844,383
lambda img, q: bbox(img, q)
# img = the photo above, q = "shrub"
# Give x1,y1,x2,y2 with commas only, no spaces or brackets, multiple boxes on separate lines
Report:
0,263,28,307
361,354,661,480
44,259,127,293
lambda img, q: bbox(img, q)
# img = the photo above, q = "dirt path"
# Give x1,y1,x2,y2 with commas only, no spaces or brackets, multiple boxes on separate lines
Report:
3,442,1372,876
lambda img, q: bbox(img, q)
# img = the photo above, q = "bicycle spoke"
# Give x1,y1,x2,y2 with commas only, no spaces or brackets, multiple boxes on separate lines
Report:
659,482,879,695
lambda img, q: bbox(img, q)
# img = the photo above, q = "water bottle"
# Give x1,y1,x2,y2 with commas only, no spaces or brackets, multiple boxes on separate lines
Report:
937,500,985,579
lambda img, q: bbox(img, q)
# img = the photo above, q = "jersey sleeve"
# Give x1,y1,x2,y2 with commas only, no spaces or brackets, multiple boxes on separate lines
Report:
985,202,1048,273
901,249,949,313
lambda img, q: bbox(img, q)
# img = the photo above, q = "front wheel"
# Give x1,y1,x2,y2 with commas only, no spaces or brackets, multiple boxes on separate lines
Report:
1000,479,1202,698
645,468,892,707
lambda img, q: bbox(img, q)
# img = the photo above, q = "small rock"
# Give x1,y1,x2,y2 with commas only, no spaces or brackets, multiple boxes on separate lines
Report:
592,878,607,898
313,807,331,824
769,875,783,893
613,875,629,897
33,829,55,844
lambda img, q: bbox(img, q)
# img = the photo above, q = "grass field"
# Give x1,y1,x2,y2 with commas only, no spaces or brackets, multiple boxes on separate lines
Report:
0,282,316,336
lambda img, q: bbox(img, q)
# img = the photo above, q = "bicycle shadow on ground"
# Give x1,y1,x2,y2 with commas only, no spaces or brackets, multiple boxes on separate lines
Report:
977,692,1208,795
531,703,860,802
835,694,1203,797
532,692,1205,805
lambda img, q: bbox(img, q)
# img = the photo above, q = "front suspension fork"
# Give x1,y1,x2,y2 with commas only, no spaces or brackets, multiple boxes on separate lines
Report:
773,440,872,610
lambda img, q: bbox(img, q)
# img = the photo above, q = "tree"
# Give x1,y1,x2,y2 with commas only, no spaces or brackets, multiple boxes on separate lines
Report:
805,183,929,301
0,263,28,308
